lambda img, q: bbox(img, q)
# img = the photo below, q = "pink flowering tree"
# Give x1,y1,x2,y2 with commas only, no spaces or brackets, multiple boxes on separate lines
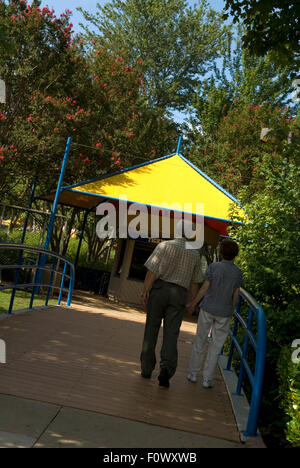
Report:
0,0,83,201
0,2,177,202
0,1,178,255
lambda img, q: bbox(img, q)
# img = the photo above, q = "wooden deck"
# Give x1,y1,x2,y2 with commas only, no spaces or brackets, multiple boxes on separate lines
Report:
0,294,241,445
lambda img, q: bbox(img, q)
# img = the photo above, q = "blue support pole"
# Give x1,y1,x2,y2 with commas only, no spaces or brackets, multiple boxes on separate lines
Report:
67,265,74,307
34,137,72,295
8,176,37,314
44,137,72,251
244,308,267,437
176,136,183,154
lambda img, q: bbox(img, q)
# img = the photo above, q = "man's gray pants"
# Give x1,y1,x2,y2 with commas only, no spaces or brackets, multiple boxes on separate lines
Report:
140,279,187,378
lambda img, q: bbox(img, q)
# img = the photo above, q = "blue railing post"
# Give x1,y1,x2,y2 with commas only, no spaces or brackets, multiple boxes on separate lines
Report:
224,289,267,437
244,307,267,437
57,261,67,306
67,264,74,306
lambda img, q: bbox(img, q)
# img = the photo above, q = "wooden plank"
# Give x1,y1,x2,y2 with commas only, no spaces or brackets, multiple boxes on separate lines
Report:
0,300,240,443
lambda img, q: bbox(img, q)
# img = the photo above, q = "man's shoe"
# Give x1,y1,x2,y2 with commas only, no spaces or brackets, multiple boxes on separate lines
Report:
141,372,151,379
202,378,213,388
158,368,170,388
187,373,198,383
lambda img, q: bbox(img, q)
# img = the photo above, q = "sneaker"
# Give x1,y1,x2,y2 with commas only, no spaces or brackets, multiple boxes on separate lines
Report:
202,378,213,388
158,368,170,388
187,373,198,383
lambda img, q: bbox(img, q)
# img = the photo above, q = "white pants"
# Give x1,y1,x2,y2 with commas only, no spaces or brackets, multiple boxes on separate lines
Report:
189,309,231,381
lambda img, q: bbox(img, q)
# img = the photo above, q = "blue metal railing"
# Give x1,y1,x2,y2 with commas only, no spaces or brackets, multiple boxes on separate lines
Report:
0,243,75,313
225,287,267,437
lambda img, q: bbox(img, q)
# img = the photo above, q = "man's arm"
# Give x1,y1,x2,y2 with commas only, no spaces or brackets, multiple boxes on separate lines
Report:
141,270,157,309
142,242,165,308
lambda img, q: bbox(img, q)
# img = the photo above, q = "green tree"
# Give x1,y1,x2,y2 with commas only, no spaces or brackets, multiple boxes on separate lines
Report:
224,0,300,72
2,44,177,198
0,1,179,255
79,0,228,112
0,2,178,204
184,30,297,197
0,2,15,56
0,0,84,203
187,102,297,197
189,30,294,137
228,130,300,446
0,1,80,118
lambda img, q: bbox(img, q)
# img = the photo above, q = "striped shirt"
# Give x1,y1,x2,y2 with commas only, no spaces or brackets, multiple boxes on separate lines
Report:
144,238,202,290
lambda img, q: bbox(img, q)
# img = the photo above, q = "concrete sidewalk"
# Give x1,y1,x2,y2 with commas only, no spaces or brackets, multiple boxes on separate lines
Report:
0,394,244,448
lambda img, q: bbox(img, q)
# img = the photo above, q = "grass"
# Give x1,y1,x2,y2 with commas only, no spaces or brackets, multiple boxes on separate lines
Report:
0,228,41,246
0,228,116,272
0,288,58,314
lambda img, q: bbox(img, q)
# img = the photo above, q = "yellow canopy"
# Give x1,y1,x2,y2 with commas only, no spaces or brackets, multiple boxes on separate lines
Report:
42,152,243,236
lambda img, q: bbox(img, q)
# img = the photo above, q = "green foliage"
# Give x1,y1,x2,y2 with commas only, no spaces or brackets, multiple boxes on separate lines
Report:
79,0,228,112
190,30,294,137
0,1,178,214
0,227,114,272
0,1,78,113
224,0,300,72
0,0,85,203
277,346,300,447
188,102,297,197
0,9,14,56
186,29,296,201
231,153,300,343
228,147,300,446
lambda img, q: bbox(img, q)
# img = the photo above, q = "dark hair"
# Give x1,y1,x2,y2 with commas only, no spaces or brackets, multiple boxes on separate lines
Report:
220,239,239,261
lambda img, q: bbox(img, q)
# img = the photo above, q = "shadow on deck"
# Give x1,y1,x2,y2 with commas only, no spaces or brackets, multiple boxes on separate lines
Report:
0,291,245,448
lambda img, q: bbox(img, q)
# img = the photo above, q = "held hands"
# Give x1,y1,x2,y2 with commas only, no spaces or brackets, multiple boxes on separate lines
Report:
185,301,196,315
